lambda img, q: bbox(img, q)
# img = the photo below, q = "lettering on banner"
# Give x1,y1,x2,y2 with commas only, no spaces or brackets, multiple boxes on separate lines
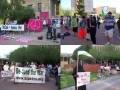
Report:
18,26,22,29
2,26,8,29
11,26,17,29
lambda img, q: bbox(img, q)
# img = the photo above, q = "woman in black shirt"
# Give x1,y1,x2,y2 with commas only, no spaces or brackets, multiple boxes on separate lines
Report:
90,17,97,45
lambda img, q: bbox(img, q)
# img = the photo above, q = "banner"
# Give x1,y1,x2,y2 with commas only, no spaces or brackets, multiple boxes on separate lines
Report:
84,0,93,12
1,25,24,31
40,12,49,19
15,67,45,83
28,19,43,31
1,71,13,77
77,72,91,87
52,18,60,27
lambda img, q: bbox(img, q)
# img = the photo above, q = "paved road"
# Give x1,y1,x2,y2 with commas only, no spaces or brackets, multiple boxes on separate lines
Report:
0,72,58,90
61,24,120,45
62,74,120,90
0,28,60,45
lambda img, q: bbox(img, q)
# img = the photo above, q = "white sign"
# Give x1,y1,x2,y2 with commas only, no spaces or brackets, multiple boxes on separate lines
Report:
84,0,93,12
1,71,13,77
15,67,45,84
1,25,24,31
77,72,91,87
52,18,60,27
103,6,108,14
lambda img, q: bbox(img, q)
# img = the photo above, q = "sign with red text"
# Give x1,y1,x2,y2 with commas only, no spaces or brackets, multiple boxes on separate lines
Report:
40,12,49,19
28,19,43,32
1,71,13,77
77,72,91,87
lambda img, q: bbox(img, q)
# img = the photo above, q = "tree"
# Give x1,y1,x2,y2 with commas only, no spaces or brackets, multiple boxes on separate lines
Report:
72,45,92,60
76,0,87,16
7,45,60,65
0,0,35,24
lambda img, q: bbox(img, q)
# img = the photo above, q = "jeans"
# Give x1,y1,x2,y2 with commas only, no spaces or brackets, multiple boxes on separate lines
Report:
54,75,58,86
53,29,56,40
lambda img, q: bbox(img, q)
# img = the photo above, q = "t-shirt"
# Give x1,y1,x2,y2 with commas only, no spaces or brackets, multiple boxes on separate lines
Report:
104,17,115,30
10,65,15,72
3,65,9,71
71,17,77,27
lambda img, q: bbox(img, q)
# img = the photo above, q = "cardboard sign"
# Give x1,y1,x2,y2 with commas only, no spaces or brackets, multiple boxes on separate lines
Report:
1,25,24,31
1,71,13,77
77,72,90,87
84,0,93,12
40,12,49,19
28,19,43,31
15,67,45,83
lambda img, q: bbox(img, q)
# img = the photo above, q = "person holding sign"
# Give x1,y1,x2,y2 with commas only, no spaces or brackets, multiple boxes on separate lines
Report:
72,61,86,90
71,13,78,36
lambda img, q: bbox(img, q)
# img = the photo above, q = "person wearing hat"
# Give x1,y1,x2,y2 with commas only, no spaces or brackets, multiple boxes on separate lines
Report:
72,60,86,90
104,11,116,45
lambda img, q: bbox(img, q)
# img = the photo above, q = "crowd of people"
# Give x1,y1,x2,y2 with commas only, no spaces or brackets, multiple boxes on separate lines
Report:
60,11,120,45
1,62,60,87
97,63,120,79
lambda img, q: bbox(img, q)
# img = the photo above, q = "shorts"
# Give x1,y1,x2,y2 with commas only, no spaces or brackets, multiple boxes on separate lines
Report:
105,28,113,38
73,27,78,32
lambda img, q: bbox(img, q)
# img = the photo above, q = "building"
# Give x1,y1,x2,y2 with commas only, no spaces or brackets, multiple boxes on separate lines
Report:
61,53,74,68
95,6,116,14
23,0,60,18
71,0,79,13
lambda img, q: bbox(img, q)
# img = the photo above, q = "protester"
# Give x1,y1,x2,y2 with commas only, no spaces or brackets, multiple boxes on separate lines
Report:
46,65,50,81
58,64,61,90
72,61,86,90
71,13,78,36
90,16,97,45
117,17,120,39
61,26,71,39
97,69,105,79
86,16,91,41
30,62,37,69
97,16,100,29
54,65,58,86
79,16,86,30
43,19,47,28
60,16,63,27
104,11,115,45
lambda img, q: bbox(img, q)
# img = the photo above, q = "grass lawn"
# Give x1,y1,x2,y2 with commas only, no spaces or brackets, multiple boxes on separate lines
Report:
61,72,113,89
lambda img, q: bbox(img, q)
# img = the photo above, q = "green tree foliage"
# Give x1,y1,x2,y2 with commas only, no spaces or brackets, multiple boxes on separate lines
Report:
76,0,87,16
72,45,92,60
7,45,60,65
0,0,35,24
60,7,75,16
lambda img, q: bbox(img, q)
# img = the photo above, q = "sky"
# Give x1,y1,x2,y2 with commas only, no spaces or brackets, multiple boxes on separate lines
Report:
0,45,26,58
61,0,120,13
61,45,80,54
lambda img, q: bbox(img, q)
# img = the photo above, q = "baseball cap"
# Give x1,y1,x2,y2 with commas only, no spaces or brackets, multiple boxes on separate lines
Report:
108,11,112,14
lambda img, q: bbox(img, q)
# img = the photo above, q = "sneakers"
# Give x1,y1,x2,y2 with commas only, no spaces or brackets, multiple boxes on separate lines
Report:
105,42,110,45
117,36,120,40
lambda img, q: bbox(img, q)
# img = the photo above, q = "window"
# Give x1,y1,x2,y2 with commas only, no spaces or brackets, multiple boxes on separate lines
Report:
38,3,42,12
28,4,33,9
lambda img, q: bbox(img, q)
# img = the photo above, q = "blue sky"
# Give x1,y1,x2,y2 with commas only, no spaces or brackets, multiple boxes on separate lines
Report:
61,0,120,13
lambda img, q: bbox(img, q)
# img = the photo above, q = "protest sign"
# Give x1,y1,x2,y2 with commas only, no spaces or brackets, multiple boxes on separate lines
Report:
84,0,93,12
77,72,90,87
15,67,45,84
1,71,13,77
28,19,43,31
52,18,60,27
1,25,24,31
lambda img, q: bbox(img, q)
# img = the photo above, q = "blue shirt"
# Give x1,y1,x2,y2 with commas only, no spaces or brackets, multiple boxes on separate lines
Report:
104,17,115,30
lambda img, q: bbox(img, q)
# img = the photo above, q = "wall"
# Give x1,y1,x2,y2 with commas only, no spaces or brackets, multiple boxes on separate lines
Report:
64,64,101,72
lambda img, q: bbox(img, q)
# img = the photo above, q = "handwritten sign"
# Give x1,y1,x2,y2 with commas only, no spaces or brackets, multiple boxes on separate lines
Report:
77,72,91,87
15,67,45,83
28,19,43,31
1,71,13,77
40,12,49,19
84,0,93,12
1,25,24,31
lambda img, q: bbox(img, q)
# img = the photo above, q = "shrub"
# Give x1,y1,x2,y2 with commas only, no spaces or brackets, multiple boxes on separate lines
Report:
61,68,73,74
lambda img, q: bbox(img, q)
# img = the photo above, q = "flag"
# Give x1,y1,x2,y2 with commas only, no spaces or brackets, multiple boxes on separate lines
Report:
102,10,106,17
78,51,94,59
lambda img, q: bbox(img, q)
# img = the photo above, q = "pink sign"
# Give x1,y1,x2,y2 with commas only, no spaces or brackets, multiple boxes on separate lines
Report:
28,19,43,32
40,12,49,19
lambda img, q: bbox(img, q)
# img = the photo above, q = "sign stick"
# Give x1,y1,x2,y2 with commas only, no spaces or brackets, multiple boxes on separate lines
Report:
76,55,79,90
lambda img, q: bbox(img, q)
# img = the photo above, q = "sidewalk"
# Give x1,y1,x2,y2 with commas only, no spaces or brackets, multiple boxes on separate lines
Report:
62,74,120,90
0,28,60,45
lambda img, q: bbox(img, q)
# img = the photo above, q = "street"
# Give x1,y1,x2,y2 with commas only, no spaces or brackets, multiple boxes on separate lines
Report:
61,24,120,45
